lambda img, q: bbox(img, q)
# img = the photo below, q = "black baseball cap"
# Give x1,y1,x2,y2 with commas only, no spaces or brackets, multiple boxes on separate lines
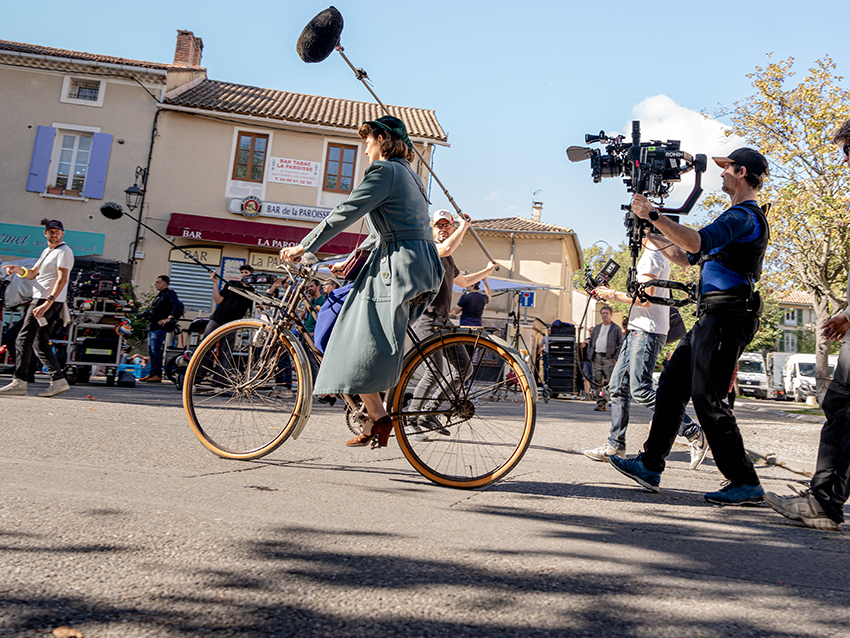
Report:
43,220,64,231
712,148,769,177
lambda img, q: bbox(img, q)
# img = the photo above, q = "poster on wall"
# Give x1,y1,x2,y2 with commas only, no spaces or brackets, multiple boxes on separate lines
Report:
268,157,320,187
221,258,246,284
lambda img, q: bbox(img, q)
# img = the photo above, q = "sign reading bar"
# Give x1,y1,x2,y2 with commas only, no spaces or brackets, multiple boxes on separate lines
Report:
228,199,332,223
268,157,320,187
169,245,222,266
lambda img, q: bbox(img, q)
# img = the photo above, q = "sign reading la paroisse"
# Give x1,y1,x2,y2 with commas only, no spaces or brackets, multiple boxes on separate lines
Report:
268,157,321,187
227,199,333,223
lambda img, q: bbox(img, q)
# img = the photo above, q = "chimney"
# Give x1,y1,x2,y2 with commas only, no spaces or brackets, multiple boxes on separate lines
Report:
532,201,543,223
173,30,203,67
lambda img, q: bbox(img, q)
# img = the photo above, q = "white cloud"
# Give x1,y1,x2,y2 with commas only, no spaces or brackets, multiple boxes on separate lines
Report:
485,191,500,202
619,95,747,200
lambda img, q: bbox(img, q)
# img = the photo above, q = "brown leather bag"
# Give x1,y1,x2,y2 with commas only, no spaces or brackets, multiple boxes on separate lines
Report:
339,248,369,281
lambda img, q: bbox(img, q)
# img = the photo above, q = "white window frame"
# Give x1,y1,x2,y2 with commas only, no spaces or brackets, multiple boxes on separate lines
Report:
783,309,798,326
225,127,273,200
48,123,100,194
784,331,797,352
317,137,362,208
60,76,106,108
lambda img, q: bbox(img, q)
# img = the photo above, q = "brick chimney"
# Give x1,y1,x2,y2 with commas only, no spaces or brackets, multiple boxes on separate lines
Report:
173,30,203,67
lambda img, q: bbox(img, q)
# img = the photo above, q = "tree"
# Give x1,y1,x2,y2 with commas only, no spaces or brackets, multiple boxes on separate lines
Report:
710,55,850,399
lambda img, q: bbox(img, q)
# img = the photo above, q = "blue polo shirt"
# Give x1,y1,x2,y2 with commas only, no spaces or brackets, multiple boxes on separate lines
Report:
688,201,761,292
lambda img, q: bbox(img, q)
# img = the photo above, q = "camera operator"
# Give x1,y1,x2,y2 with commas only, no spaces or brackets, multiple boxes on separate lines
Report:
609,147,770,506
583,234,707,469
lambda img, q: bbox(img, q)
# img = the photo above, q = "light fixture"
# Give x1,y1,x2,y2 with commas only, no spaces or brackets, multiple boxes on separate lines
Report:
124,166,147,212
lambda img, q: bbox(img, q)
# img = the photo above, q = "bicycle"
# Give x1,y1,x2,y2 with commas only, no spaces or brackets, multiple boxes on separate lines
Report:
181,258,537,489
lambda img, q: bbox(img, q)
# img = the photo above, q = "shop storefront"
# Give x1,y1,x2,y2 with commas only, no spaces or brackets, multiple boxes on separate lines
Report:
162,213,365,314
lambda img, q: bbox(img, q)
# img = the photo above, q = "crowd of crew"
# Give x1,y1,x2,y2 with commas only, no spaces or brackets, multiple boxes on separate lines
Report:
2,114,849,533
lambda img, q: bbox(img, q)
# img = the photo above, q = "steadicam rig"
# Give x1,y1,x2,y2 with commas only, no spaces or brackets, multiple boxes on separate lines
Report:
567,121,707,308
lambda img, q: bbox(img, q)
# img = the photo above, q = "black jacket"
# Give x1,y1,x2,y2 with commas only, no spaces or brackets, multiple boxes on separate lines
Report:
587,321,623,359
149,287,184,329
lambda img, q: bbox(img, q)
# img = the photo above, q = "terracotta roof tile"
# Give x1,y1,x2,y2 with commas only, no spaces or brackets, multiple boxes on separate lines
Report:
163,79,447,142
472,217,575,234
0,39,198,71
776,290,813,306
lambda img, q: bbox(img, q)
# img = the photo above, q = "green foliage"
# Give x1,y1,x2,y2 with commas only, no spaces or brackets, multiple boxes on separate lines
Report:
120,282,156,348
708,55,850,311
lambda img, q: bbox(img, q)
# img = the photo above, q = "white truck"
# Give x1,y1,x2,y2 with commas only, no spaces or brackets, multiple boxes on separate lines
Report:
736,352,769,399
783,353,838,402
766,352,792,400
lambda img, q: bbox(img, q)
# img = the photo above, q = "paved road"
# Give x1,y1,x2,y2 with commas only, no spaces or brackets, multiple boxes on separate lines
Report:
1,376,848,637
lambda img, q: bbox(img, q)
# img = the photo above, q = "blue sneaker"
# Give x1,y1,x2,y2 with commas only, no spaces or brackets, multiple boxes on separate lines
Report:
609,453,661,493
704,482,764,506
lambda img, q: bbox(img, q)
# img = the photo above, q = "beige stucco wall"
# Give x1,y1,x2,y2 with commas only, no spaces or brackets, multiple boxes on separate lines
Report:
449,230,581,330
134,108,436,304
0,64,163,263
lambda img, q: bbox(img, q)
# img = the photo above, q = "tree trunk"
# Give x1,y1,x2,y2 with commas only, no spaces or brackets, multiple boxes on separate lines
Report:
813,294,832,404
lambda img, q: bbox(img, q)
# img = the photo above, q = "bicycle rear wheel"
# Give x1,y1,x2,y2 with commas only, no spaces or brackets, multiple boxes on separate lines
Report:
387,330,536,488
183,320,312,460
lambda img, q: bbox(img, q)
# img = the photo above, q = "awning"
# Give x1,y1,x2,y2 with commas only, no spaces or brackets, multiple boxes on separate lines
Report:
452,277,561,295
165,213,363,255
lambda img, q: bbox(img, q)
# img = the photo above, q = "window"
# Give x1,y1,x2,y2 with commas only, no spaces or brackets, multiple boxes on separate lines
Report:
784,331,797,352
232,132,269,182
60,76,105,107
26,125,113,198
783,309,798,326
324,143,357,193
55,133,92,191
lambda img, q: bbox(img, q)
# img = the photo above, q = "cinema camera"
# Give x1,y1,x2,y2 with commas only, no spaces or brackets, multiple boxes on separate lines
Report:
568,120,709,308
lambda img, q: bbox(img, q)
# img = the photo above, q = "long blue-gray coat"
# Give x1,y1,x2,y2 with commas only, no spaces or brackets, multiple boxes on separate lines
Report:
300,158,444,395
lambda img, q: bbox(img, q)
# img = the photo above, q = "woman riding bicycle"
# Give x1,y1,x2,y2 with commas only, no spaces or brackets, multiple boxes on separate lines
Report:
279,115,442,447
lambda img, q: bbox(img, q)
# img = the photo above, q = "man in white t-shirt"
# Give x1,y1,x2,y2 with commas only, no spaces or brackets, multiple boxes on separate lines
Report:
582,236,707,469
1,220,75,397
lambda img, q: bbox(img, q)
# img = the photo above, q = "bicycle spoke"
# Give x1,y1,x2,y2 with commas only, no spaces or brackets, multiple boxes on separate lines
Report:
393,332,534,488
184,321,307,459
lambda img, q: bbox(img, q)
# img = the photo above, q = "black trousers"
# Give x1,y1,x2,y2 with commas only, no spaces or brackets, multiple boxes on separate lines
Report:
15,300,65,382
813,341,850,524
642,309,760,486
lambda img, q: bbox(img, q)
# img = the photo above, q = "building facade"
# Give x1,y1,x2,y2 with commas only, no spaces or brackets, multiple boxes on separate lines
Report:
775,290,817,353
0,38,174,265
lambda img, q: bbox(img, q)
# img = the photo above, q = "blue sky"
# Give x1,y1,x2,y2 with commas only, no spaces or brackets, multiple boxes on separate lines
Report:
5,0,850,258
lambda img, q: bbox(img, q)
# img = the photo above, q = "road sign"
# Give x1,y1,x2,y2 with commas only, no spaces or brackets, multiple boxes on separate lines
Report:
520,292,535,308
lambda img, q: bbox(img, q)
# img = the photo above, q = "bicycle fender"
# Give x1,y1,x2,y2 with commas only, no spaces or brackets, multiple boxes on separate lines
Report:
280,330,313,439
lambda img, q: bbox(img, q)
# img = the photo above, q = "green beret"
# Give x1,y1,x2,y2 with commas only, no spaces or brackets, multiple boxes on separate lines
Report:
363,115,413,150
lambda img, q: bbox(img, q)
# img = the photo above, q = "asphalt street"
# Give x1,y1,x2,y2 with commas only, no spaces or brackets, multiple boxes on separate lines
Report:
1,375,848,638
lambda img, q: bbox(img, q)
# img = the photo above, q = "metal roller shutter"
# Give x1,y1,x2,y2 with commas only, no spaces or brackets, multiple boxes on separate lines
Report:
168,262,215,313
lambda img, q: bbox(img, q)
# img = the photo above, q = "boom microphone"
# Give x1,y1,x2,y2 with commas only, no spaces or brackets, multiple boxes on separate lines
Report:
100,201,125,220
297,6,344,63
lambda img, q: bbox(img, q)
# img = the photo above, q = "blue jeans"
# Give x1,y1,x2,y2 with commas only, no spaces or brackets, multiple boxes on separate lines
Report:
608,329,698,450
147,328,167,377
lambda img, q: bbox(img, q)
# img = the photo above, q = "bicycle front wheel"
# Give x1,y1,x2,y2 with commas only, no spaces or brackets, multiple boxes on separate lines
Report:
387,330,536,488
183,320,312,460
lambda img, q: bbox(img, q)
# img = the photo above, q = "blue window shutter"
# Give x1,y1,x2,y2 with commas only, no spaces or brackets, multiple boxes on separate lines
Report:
26,126,56,192
82,132,113,199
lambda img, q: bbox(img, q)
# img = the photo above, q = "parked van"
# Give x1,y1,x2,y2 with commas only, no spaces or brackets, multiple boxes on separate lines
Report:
737,352,769,399
783,354,838,402
766,352,792,400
